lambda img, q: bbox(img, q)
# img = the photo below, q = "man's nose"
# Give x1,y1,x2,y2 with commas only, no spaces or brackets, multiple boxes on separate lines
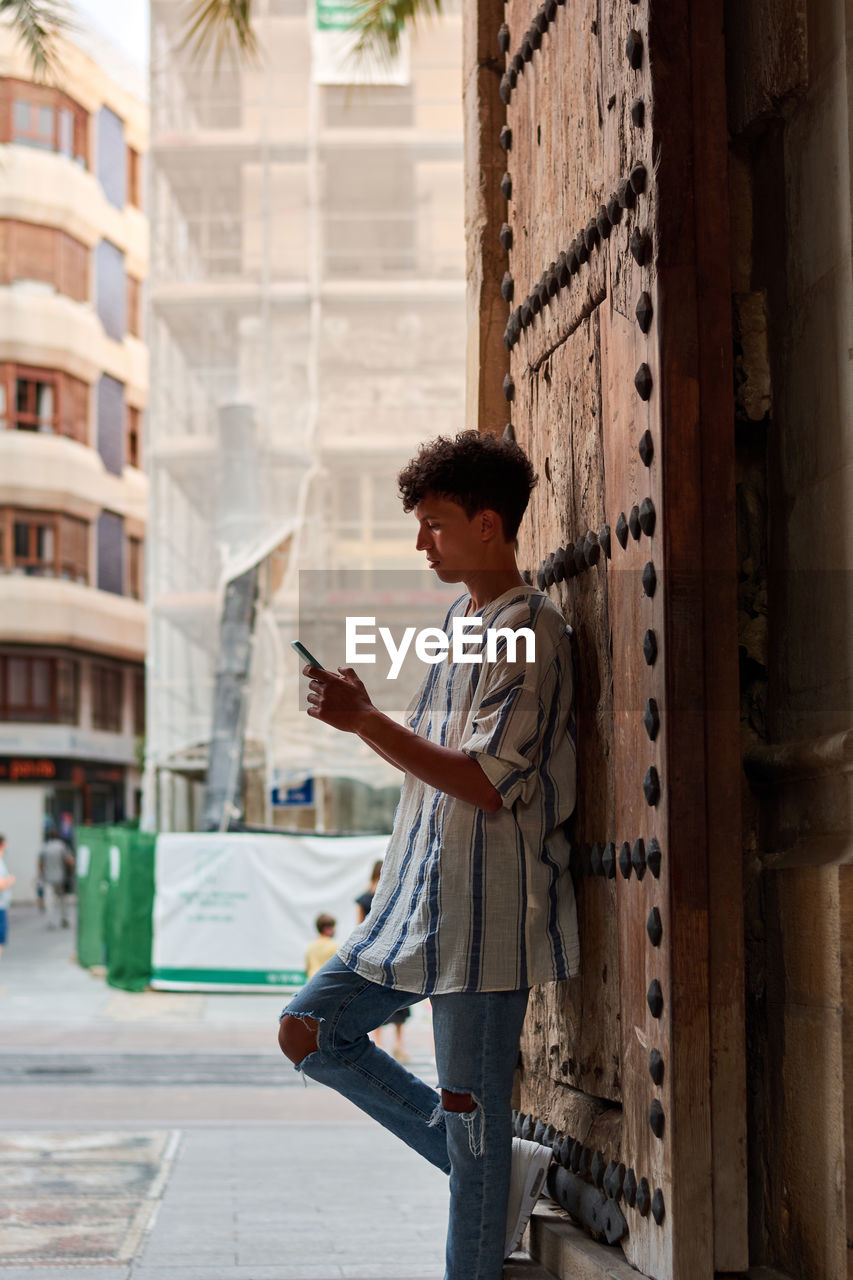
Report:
416,529,430,550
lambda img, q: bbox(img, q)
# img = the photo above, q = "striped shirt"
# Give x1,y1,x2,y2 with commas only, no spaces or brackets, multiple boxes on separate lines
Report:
337,583,579,994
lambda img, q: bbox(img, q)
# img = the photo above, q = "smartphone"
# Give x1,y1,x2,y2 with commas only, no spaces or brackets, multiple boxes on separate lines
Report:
291,640,325,671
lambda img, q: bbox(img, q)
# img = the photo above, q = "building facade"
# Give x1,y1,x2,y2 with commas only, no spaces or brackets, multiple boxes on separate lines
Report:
146,0,465,832
0,24,149,898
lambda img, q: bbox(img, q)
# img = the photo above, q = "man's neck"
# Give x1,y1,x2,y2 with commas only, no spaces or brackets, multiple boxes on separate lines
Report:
463,567,526,613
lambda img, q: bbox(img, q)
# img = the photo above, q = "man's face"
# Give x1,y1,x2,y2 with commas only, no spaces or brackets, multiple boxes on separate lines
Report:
414,495,488,582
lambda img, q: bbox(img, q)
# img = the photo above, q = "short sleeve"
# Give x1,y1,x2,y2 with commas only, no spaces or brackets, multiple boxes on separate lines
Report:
460,653,557,810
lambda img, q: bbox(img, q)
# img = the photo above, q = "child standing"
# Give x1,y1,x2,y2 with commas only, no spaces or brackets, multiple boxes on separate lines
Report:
304,913,338,980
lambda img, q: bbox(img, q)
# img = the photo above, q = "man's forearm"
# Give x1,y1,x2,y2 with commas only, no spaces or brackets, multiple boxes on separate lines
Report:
356,707,502,812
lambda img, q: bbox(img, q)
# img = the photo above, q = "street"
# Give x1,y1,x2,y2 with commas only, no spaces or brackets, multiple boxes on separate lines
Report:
0,904,549,1279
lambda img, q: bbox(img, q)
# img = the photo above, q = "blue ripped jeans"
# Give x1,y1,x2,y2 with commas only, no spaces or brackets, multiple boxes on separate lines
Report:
280,955,529,1280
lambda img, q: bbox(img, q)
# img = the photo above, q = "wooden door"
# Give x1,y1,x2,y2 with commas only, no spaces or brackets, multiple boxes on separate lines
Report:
474,0,748,1275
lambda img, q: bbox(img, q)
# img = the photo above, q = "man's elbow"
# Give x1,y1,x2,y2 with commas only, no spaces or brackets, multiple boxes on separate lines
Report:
467,757,503,812
481,786,503,814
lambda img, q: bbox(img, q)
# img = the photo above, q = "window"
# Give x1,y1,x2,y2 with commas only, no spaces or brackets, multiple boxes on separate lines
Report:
91,663,124,732
0,651,79,724
127,535,144,601
56,657,80,723
133,668,145,736
97,107,126,209
13,99,55,150
96,510,124,595
2,80,88,165
0,365,89,444
0,221,90,302
59,375,89,446
15,373,56,432
13,515,55,575
0,508,89,582
97,375,125,475
58,515,89,582
58,107,74,158
126,405,141,468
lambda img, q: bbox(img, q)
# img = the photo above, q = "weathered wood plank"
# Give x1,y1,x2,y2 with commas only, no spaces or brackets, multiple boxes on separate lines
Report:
685,0,749,1269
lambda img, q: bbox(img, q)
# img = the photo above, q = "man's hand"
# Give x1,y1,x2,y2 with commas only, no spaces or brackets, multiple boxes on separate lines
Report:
304,666,374,732
301,664,502,812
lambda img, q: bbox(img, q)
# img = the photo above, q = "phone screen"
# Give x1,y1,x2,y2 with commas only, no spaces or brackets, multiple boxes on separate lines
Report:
291,640,325,671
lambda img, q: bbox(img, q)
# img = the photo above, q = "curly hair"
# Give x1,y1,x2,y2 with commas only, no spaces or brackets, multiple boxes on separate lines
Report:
397,431,537,540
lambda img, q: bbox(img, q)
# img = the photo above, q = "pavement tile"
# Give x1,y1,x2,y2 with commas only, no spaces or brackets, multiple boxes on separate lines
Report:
0,1272,131,1280
339,1269,440,1279
132,1270,345,1279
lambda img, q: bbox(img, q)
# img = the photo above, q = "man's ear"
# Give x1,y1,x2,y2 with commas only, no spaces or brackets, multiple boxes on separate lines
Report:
479,509,504,541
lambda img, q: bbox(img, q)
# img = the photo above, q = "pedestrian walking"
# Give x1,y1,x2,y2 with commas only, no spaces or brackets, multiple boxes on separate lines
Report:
0,834,15,957
38,829,74,930
279,430,579,1280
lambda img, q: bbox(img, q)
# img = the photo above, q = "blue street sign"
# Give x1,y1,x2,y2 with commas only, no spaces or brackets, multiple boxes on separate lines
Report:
270,777,315,808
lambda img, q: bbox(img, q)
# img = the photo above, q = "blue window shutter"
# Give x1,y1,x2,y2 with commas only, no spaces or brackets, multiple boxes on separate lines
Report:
97,511,124,595
97,374,125,476
96,240,127,342
97,107,126,209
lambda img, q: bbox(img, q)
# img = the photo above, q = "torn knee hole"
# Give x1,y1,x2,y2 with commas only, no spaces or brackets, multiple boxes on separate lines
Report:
441,1089,476,1113
278,1013,319,1065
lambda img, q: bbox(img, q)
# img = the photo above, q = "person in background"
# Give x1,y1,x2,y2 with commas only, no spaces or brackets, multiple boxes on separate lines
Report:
0,835,15,957
38,828,75,930
304,913,338,980
356,860,411,1062
355,859,384,924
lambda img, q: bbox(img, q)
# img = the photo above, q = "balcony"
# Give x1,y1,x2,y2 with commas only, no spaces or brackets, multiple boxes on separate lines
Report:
0,576,146,660
0,143,148,271
0,431,147,523
0,721,138,767
0,284,148,397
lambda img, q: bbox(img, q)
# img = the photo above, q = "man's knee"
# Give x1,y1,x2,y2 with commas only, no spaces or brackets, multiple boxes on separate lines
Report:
441,1088,476,1113
278,1013,319,1065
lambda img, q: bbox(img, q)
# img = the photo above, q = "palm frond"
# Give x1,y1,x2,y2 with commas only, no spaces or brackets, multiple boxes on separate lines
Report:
181,0,259,69
0,0,71,79
349,0,442,58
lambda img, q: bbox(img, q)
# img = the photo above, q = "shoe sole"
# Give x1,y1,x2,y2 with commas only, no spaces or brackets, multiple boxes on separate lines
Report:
505,1146,552,1257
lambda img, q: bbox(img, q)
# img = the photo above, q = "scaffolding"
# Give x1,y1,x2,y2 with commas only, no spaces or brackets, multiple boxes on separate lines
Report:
144,0,467,832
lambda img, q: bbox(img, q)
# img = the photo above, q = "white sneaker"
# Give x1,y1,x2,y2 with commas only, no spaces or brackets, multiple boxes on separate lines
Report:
504,1136,552,1257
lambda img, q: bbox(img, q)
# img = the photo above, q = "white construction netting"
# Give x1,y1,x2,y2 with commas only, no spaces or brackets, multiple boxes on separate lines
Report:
144,0,467,829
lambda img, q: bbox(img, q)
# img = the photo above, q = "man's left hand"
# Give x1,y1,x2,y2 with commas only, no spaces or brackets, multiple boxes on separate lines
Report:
305,666,373,732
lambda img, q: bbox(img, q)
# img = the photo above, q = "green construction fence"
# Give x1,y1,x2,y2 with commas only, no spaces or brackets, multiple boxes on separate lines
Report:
75,826,156,992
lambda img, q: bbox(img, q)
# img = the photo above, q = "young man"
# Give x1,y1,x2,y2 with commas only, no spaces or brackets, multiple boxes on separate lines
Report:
278,430,578,1280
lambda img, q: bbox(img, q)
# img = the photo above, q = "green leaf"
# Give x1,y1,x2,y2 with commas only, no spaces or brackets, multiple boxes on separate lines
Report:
347,0,442,58
180,0,259,69
0,0,71,79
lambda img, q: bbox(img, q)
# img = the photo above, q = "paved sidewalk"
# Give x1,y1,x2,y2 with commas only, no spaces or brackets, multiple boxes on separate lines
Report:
0,906,553,1279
